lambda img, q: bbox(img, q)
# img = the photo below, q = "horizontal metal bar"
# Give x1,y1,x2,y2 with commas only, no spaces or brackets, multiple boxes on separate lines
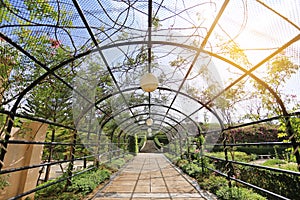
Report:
205,112,300,134
0,155,95,175
0,110,76,130
204,155,300,176
205,166,290,200
8,166,97,200
210,142,297,147
6,152,131,199
0,140,127,146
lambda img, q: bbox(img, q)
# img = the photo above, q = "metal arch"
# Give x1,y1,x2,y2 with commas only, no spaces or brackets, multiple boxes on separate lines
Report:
1,34,298,125
114,121,173,142
107,112,191,141
117,115,187,137
94,36,298,117
117,123,172,141
125,124,174,140
0,24,297,144
93,86,223,129
115,119,179,142
4,34,295,132
101,112,183,138
0,35,223,145
97,103,201,135
128,123,186,140
94,37,298,118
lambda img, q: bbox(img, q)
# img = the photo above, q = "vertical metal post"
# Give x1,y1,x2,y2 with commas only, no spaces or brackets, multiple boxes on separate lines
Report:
222,130,232,188
109,132,113,163
174,140,177,157
199,135,205,174
285,116,300,171
66,130,76,187
123,133,126,158
179,137,183,158
0,114,14,170
44,129,55,181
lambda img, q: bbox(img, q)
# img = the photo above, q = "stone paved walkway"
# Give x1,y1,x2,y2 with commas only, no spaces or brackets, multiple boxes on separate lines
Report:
92,153,209,200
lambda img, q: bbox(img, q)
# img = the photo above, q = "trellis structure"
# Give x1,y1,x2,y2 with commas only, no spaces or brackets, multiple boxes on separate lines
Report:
0,0,300,199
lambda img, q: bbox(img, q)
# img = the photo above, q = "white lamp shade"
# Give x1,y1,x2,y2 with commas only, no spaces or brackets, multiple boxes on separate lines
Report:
146,118,153,126
147,128,152,133
140,73,159,92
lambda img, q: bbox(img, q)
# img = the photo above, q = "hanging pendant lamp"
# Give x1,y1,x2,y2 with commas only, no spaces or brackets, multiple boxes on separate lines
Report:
140,73,158,92
146,118,153,126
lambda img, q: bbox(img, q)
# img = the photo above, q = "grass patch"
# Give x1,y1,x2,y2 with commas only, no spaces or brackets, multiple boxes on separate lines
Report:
262,159,298,172
206,151,257,162
262,158,287,166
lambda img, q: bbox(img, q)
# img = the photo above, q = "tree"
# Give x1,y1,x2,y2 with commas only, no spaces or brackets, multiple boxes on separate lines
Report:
251,54,299,115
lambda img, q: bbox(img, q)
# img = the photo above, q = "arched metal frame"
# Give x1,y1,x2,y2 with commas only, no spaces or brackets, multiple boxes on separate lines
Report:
1,23,299,171
102,112,183,140
98,103,202,135
1,1,300,199
2,35,297,141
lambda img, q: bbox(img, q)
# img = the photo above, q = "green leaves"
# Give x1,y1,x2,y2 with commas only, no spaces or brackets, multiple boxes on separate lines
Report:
35,168,111,199
240,166,300,199
0,0,17,24
67,169,110,195
24,0,57,21
216,186,266,200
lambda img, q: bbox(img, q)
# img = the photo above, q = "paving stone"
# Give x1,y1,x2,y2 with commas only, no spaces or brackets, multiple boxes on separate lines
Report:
151,186,168,193
103,186,135,193
136,180,150,186
91,153,214,200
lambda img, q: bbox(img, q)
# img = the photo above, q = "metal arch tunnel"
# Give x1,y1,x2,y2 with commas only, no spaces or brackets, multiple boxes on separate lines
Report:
0,1,300,199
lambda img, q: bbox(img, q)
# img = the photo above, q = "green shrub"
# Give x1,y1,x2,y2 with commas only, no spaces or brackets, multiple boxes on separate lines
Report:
224,125,281,143
239,166,300,200
35,178,67,199
0,175,10,190
181,162,202,178
176,159,189,168
237,146,286,158
138,135,146,150
216,186,266,200
164,152,180,162
124,153,134,161
67,169,110,195
154,137,162,148
155,133,169,145
262,159,286,166
198,175,228,193
128,134,138,155
36,168,111,199
106,158,125,170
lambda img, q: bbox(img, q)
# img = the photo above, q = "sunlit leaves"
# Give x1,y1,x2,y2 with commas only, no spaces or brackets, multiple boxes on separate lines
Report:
0,0,17,24
251,54,300,115
24,0,57,20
